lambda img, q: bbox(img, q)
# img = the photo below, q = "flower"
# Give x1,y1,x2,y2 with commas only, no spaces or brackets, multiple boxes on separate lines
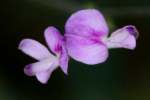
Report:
18,27,69,84
65,9,139,64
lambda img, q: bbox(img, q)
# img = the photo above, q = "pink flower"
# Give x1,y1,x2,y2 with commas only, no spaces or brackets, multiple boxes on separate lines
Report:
18,27,69,84
19,9,139,84
65,9,139,64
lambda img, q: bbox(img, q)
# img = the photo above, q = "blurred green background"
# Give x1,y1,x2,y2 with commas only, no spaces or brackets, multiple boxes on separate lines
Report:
1,0,150,100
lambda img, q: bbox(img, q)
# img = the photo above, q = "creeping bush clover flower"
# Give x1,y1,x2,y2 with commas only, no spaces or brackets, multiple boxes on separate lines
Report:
65,9,138,64
19,9,138,84
19,27,68,84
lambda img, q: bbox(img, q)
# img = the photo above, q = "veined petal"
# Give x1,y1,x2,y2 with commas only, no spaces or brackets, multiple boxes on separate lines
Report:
104,25,139,49
24,58,59,76
65,9,109,38
59,44,69,74
44,26,63,55
65,34,108,65
18,39,54,60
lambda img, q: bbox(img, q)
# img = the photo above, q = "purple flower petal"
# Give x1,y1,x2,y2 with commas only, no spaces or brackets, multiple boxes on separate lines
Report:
59,44,69,74
35,69,52,84
44,26,64,55
24,58,59,76
65,9,109,38
126,25,139,39
65,34,108,65
105,25,138,49
24,59,59,84
18,39,54,60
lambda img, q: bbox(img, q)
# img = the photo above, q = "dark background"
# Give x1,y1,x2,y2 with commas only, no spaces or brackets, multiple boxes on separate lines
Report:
1,0,150,100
